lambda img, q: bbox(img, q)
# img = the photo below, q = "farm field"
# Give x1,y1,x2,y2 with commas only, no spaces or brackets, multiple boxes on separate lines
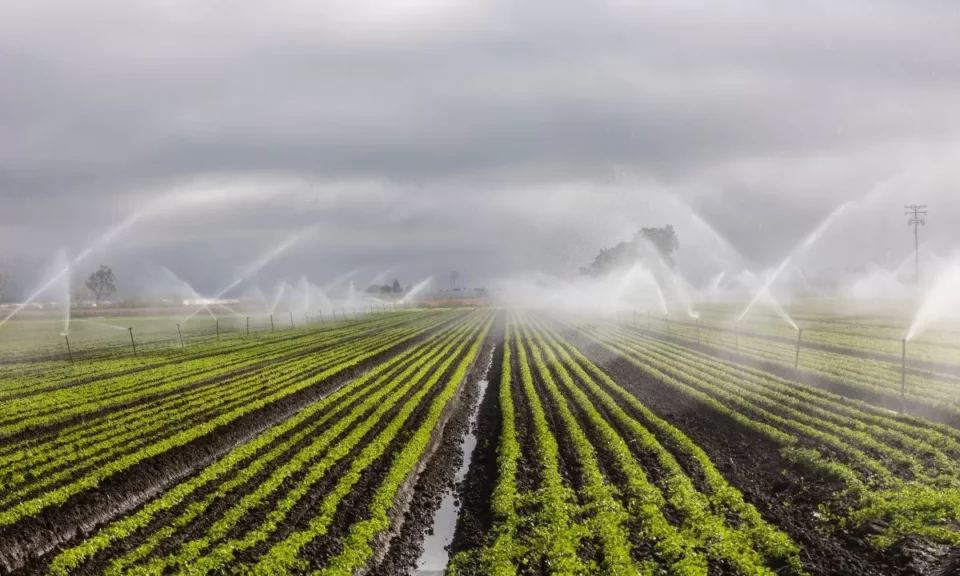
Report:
2,308,960,574
619,311,960,421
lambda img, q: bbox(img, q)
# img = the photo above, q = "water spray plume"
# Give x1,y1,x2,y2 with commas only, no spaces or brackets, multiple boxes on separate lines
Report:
400,277,433,303
906,257,960,341
0,205,153,330
738,201,852,327
183,227,318,322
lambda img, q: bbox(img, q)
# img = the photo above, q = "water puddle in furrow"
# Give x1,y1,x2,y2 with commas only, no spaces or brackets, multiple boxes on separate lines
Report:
414,374,490,575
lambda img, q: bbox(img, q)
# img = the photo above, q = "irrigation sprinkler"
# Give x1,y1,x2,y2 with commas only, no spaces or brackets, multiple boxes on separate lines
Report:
794,329,803,370
319,311,323,324
64,334,74,363
128,327,138,358
696,317,701,350
734,325,739,356
177,323,184,348
246,317,250,337
216,318,220,341
633,309,637,327
270,314,275,332
901,339,907,405
665,314,671,337
305,312,309,326
290,312,294,328
342,308,346,321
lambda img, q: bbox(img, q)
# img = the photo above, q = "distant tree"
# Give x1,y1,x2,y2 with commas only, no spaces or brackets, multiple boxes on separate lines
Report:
474,287,489,297
0,271,9,303
379,284,392,294
85,265,117,305
392,279,402,293
638,225,680,268
580,225,680,276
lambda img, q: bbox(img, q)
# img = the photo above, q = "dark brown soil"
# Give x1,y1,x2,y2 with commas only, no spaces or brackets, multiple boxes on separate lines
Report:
446,334,503,561
368,336,496,575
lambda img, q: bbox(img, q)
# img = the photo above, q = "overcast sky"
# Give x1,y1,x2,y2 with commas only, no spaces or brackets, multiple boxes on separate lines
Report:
3,0,960,297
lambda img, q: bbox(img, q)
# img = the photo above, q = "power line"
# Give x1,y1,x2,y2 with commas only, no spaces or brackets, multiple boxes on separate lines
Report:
905,204,927,283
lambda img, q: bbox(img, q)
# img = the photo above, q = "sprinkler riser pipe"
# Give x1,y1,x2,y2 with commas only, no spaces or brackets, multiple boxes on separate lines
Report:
246,317,250,337
177,323,184,348
270,314,274,332
795,329,802,370
64,335,74,363
901,339,907,403
128,328,138,357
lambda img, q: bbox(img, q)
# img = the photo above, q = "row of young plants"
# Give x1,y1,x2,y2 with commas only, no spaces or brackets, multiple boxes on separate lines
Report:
0,310,428,401
156,312,489,576
526,317,803,573
0,310,438,427
693,308,960,365
0,308,395,365
636,315,960,413
8,311,454,435
44,310,492,574
452,313,802,575
0,310,458,490
574,320,960,550
0,310,463,529
0,319,430,508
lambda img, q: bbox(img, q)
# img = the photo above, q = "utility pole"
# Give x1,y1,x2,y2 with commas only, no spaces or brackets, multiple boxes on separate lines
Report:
905,204,927,283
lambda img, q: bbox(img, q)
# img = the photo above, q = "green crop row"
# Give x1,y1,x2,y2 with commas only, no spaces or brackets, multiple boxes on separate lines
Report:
0,311,459,507
526,317,802,575
571,318,960,550
0,311,447,434
319,313,494,575
0,311,418,397
0,311,460,529
633,316,960,413
46,311,483,575
250,312,493,574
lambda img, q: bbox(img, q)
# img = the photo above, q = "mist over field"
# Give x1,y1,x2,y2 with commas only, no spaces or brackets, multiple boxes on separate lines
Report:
2,0,960,306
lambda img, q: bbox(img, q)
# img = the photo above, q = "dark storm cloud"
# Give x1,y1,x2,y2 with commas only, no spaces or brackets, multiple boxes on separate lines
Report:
2,0,960,296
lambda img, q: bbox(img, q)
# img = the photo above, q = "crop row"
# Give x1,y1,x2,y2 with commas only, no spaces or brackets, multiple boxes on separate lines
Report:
630,314,960,413
0,310,463,530
572,319,960,549
43,309,493,574
0,310,431,402
452,312,802,575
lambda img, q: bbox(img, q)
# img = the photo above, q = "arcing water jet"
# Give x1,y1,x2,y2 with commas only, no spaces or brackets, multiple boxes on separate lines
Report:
400,277,433,304
183,227,317,323
738,201,852,328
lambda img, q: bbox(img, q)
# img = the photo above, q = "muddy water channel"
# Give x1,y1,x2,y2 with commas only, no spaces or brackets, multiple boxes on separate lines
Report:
414,375,490,574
